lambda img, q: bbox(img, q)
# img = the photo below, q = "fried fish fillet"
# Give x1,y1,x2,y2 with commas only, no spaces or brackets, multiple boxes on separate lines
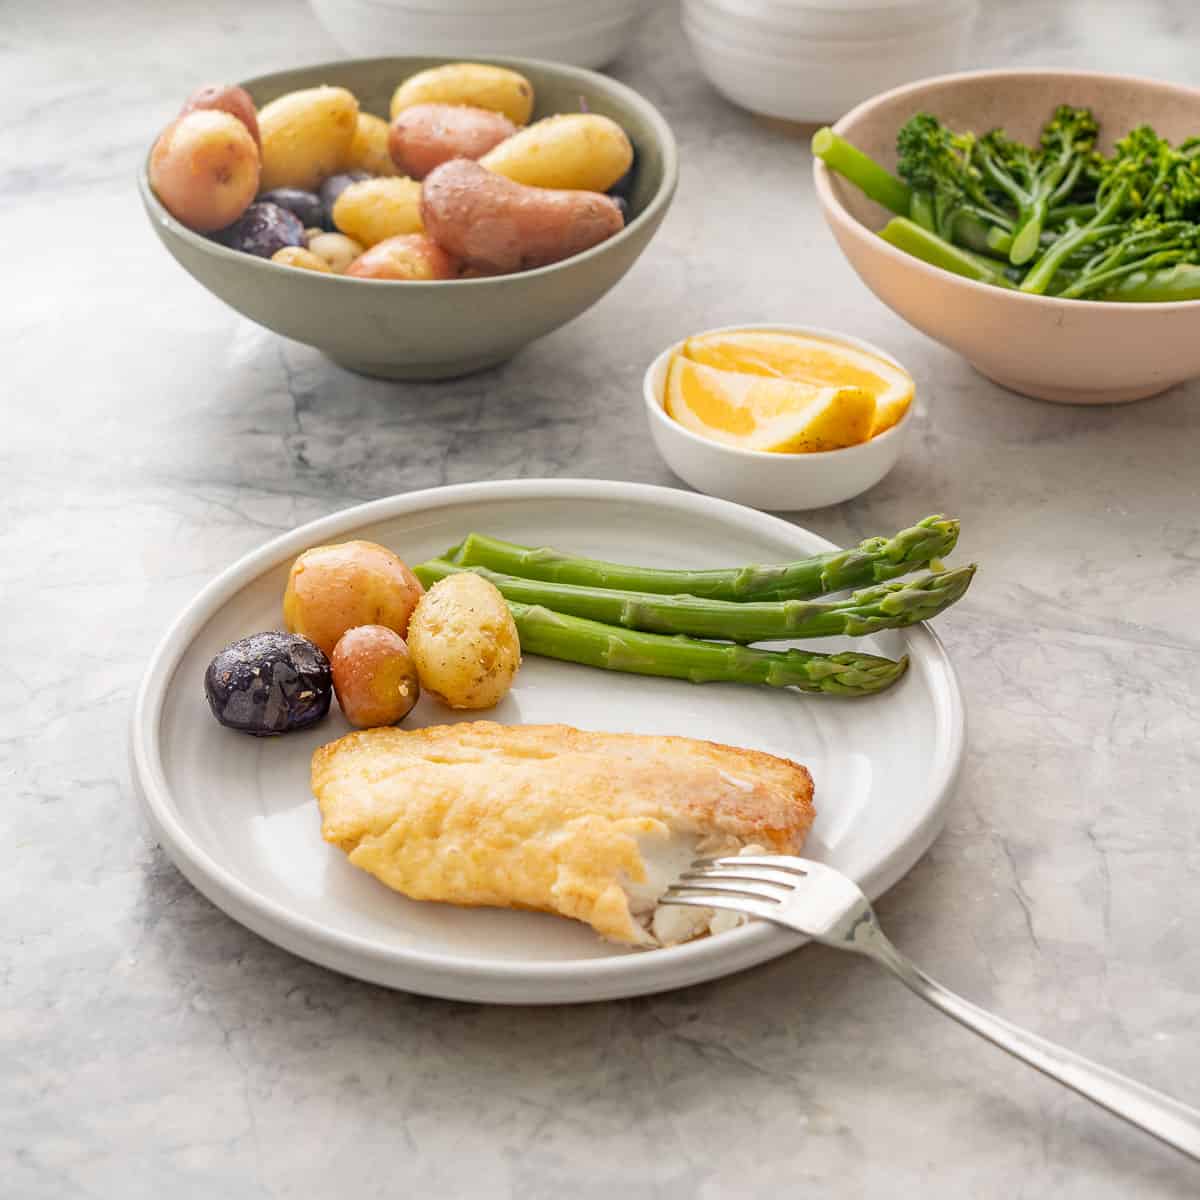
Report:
312,721,814,946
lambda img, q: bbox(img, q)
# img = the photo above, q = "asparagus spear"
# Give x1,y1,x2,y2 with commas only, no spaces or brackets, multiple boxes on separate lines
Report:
508,603,908,696
444,515,960,601
414,560,976,642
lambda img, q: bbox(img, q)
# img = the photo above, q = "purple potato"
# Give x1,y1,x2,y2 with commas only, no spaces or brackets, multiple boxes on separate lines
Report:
257,187,324,229
607,145,637,200
204,631,331,735
319,170,372,228
216,202,304,258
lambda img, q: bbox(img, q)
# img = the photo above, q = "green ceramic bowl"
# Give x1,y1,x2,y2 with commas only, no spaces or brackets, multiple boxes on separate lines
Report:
139,55,678,380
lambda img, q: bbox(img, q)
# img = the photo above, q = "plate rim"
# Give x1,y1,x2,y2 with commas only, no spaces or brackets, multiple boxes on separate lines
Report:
130,479,965,1002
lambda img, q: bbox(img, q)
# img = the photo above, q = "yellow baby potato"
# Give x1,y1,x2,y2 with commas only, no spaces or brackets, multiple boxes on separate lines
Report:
407,573,521,711
305,230,365,273
332,176,423,247
271,246,333,273
258,85,359,192
480,113,633,193
390,63,534,126
345,112,399,176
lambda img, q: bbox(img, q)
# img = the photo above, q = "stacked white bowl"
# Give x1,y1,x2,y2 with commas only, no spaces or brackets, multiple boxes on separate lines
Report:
309,0,648,70
681,0,978,123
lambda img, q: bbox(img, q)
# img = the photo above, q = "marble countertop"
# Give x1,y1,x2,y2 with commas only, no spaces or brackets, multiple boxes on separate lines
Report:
6,0,1200,1195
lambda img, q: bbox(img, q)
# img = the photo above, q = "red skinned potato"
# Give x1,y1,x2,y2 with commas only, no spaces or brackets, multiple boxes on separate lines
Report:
345,234,460,280
388,103,516,180
150,110,260,233
420,159,624,274
180,83,261,148
330,625,420,728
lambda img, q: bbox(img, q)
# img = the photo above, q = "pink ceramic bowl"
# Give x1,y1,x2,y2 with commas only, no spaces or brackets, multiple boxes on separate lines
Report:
814,68,1200,404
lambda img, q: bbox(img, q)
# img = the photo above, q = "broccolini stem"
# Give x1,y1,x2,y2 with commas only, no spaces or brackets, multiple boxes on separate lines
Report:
1058,249,1187,300
812,127,912,216
1101,263,1200,302
444,516,960,602
879,218,1016,287
1047,202,1097,224
415,560,977,643
507,603,909,696
1020,180,1131,294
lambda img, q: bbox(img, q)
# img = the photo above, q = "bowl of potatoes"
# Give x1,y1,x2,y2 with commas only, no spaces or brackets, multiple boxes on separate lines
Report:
139,56,678,380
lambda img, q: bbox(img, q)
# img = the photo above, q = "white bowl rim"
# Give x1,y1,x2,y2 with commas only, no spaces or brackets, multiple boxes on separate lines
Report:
814,66,1200,314
140,52,678,290
682,19,974,57
339,0,642,12
696,0,972,10
643,323,914,464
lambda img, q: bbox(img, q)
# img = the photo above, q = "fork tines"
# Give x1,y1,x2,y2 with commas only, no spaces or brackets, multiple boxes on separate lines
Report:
690,854,810,874
663,855,811,920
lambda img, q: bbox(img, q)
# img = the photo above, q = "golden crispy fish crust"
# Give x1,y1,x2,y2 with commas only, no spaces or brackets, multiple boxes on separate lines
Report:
312,721,814,945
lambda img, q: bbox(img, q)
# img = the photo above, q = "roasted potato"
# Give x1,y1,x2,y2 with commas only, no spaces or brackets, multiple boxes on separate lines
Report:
305,230,364,273
271,246,333,273
205,632,331,736
332,176,423,247
257,187,324,228
390,63,534,126
420,159,624,273
480,113,633,193
217,201,304,257
330,625,420,728
388,103,515,180
149,110,260,233
180,83,260,148
319,170,371,227
407,573,520,710
345,112,399,176
345,234,458,280
283,540,424,656
258,85,359,192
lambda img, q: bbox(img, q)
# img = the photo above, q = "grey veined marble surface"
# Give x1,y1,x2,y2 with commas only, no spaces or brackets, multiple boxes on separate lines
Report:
5,0,1200,1195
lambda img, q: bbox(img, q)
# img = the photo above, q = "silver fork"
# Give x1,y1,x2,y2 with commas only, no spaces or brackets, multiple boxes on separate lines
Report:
665,855,1200,1162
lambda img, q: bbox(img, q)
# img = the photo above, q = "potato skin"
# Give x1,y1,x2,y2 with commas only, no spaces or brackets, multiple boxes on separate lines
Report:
421,159,624,273
332,176,423,247
180,83,260,149
305,230,364,273
346,234,459,281
331,625,420,728
407,573,520,710
389,103,515,180
345,112,399,176
258,85,359,192
271,246,333,273
390,63,534,126
150,110,260,233
480,113,633,193
283,540,424,657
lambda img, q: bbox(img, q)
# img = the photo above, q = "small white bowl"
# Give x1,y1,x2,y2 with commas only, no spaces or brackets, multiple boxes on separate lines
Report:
680,0,976,122
309,0,647,69
643,325,913,511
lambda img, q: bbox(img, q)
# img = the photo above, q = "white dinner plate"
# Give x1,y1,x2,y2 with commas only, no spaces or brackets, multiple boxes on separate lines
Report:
130,480,964,1003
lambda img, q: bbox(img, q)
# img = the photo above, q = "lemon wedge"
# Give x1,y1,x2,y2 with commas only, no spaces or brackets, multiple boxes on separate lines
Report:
682,330,914,437
665,356,876,453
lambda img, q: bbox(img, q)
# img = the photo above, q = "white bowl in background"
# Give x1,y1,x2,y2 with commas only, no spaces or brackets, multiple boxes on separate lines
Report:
310,0,647,69
643,325,913,512
680,0,976,123
692,0,975,41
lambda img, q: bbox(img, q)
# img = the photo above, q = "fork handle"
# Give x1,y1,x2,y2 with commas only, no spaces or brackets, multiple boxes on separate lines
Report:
865,932,1200,1162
